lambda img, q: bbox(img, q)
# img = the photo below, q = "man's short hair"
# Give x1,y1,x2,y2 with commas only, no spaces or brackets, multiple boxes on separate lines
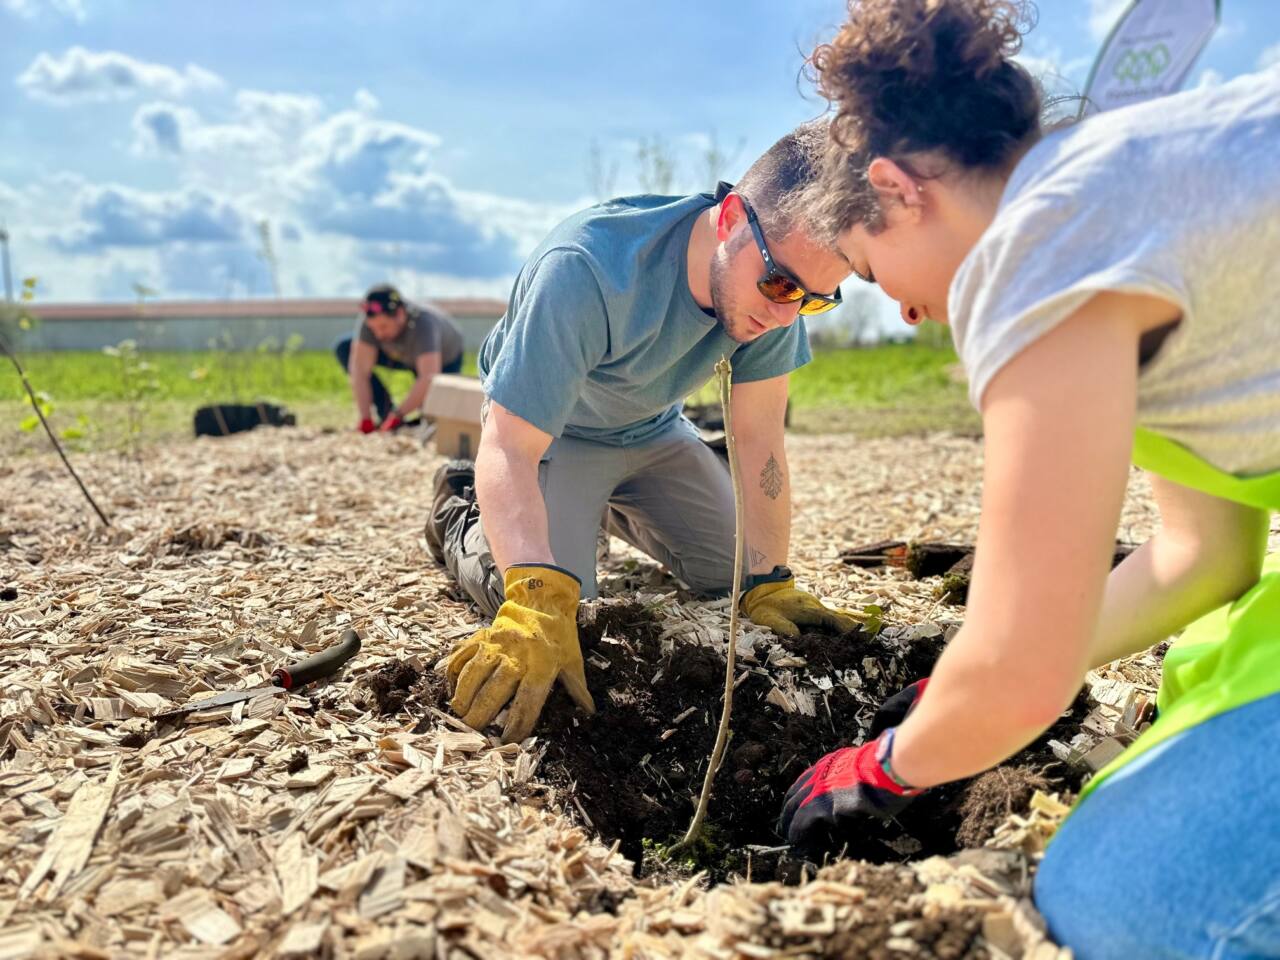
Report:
734,119,830,239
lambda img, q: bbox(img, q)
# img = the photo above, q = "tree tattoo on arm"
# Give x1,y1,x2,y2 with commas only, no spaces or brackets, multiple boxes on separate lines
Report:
760,453,784,500
749,546,767,569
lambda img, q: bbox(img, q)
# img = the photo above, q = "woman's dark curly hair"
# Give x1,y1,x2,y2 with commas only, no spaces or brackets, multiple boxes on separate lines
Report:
808,0,1043,233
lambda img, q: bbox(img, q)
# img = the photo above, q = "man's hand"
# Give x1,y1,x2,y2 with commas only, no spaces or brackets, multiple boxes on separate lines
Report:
779,732,919,854
446,564,595,742
378,413,403,432
743,573,866,639
870,678,929,738
358,417,376,434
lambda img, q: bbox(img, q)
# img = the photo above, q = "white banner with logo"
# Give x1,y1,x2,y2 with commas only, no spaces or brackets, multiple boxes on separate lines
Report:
1082,0,1220,115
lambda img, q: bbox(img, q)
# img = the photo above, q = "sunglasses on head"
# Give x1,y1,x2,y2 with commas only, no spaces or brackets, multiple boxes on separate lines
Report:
740,195,842,316
363,299,401,317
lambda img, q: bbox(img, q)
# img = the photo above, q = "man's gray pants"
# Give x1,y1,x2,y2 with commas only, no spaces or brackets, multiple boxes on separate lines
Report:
437,417,736,619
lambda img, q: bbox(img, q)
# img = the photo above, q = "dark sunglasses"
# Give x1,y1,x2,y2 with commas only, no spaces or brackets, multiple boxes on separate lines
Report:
740,195,842,316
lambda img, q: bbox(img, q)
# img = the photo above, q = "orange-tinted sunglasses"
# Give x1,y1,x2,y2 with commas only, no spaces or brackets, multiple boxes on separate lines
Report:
741,195,841,316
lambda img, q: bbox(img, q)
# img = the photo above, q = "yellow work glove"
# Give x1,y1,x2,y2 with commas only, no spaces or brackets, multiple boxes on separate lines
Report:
743,567,866,639
446,564,595,743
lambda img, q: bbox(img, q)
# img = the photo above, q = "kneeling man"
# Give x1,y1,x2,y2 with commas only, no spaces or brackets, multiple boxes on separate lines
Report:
429,123,863,742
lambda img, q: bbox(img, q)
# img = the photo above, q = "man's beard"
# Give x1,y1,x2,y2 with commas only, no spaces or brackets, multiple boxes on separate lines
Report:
708,247,756,345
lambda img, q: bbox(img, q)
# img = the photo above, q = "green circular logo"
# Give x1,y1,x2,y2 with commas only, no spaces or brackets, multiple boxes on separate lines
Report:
1114,43,1172,84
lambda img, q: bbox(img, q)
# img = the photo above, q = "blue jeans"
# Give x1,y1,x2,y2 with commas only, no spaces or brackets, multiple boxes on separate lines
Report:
333,335,463,419
1035,692,1280,959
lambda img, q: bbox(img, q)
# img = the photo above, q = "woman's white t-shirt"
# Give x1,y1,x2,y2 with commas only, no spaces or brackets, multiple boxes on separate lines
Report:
949,66,1280,476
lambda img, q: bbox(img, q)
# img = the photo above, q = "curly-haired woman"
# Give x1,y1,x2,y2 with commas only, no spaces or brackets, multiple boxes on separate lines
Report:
779,2,1280,956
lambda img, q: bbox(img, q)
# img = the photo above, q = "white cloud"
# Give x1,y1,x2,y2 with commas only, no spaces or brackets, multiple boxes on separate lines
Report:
50,182,248,251
353,88,380,113
129,92,324,173
453,187,575,258
298,110,441,198
1260,42,1280,71
131,101,199,154
1195,68,1223,89
16,47,223,104
12,84,575,299
156,241,270,298
2,0,84,21
234,89,325,135
1087,0,1130,41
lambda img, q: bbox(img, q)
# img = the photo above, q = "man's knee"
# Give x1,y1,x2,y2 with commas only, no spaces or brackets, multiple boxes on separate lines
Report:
427,465,504,620
671,553,734,596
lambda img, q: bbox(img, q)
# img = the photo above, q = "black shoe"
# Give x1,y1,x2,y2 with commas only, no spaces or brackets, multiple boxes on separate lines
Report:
425,459,476,563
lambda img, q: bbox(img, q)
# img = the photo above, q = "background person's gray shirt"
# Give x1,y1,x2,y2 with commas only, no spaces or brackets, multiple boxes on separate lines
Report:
356,301,464,368
478,192,811,446
950,66,1280,476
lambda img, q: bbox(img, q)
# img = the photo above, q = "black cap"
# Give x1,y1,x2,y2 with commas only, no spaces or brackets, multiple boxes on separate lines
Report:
362,283,404,317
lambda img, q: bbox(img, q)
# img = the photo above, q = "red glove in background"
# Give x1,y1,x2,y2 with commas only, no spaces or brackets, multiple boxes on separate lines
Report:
358,417,376,434
378,413,403,432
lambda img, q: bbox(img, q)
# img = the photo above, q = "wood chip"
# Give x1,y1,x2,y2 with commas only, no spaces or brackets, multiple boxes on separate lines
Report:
1,430,1175,957
276,919,328,957
382,769,435,800
19,758,120,900
276,834,318,917
286,765,334,789
162,889,241,945
357,857,405,919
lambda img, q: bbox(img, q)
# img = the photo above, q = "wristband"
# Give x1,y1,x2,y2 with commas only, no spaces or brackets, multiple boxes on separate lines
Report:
507,562,582,586
743,564,793,592
875,727,925,796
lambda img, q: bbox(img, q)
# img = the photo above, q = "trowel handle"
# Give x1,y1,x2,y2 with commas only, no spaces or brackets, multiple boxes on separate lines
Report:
271,629,362,689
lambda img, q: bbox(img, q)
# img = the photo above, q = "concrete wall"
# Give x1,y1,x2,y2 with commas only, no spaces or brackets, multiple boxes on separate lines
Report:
19,302,504,353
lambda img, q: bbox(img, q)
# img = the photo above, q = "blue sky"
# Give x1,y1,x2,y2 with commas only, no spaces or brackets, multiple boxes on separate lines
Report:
2,0,1277,328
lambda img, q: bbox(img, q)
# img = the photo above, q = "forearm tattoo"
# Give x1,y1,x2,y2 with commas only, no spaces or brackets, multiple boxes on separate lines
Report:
759,453,784,500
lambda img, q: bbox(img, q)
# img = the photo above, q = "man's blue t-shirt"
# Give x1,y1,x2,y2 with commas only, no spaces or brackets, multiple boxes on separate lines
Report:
478,191,811,446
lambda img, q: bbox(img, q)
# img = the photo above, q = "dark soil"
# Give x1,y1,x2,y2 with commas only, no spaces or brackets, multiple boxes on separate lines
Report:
364,657,451,727
937,554,975,606
955,766,1052,848
118,728,152,749
286,749,309,773
903,543,973,579
781,625,940,680
0,585,17,602
166,525,271,556
367,661,423,715
535,602,1090,883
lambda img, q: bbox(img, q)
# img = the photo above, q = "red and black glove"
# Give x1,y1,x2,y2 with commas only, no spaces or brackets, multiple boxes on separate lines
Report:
870,678,929,737
779,730,920,854
358,417,377,434
378,413,403,433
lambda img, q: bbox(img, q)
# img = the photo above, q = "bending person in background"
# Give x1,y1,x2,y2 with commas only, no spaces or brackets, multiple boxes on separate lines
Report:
335,283,465,433
779,3,1280,957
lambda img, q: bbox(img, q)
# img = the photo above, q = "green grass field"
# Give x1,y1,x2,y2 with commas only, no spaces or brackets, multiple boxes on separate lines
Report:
2,343,976,455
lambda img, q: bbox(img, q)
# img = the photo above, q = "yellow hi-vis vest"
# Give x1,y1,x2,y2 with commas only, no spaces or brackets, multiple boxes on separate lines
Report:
1076,428,1280,803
